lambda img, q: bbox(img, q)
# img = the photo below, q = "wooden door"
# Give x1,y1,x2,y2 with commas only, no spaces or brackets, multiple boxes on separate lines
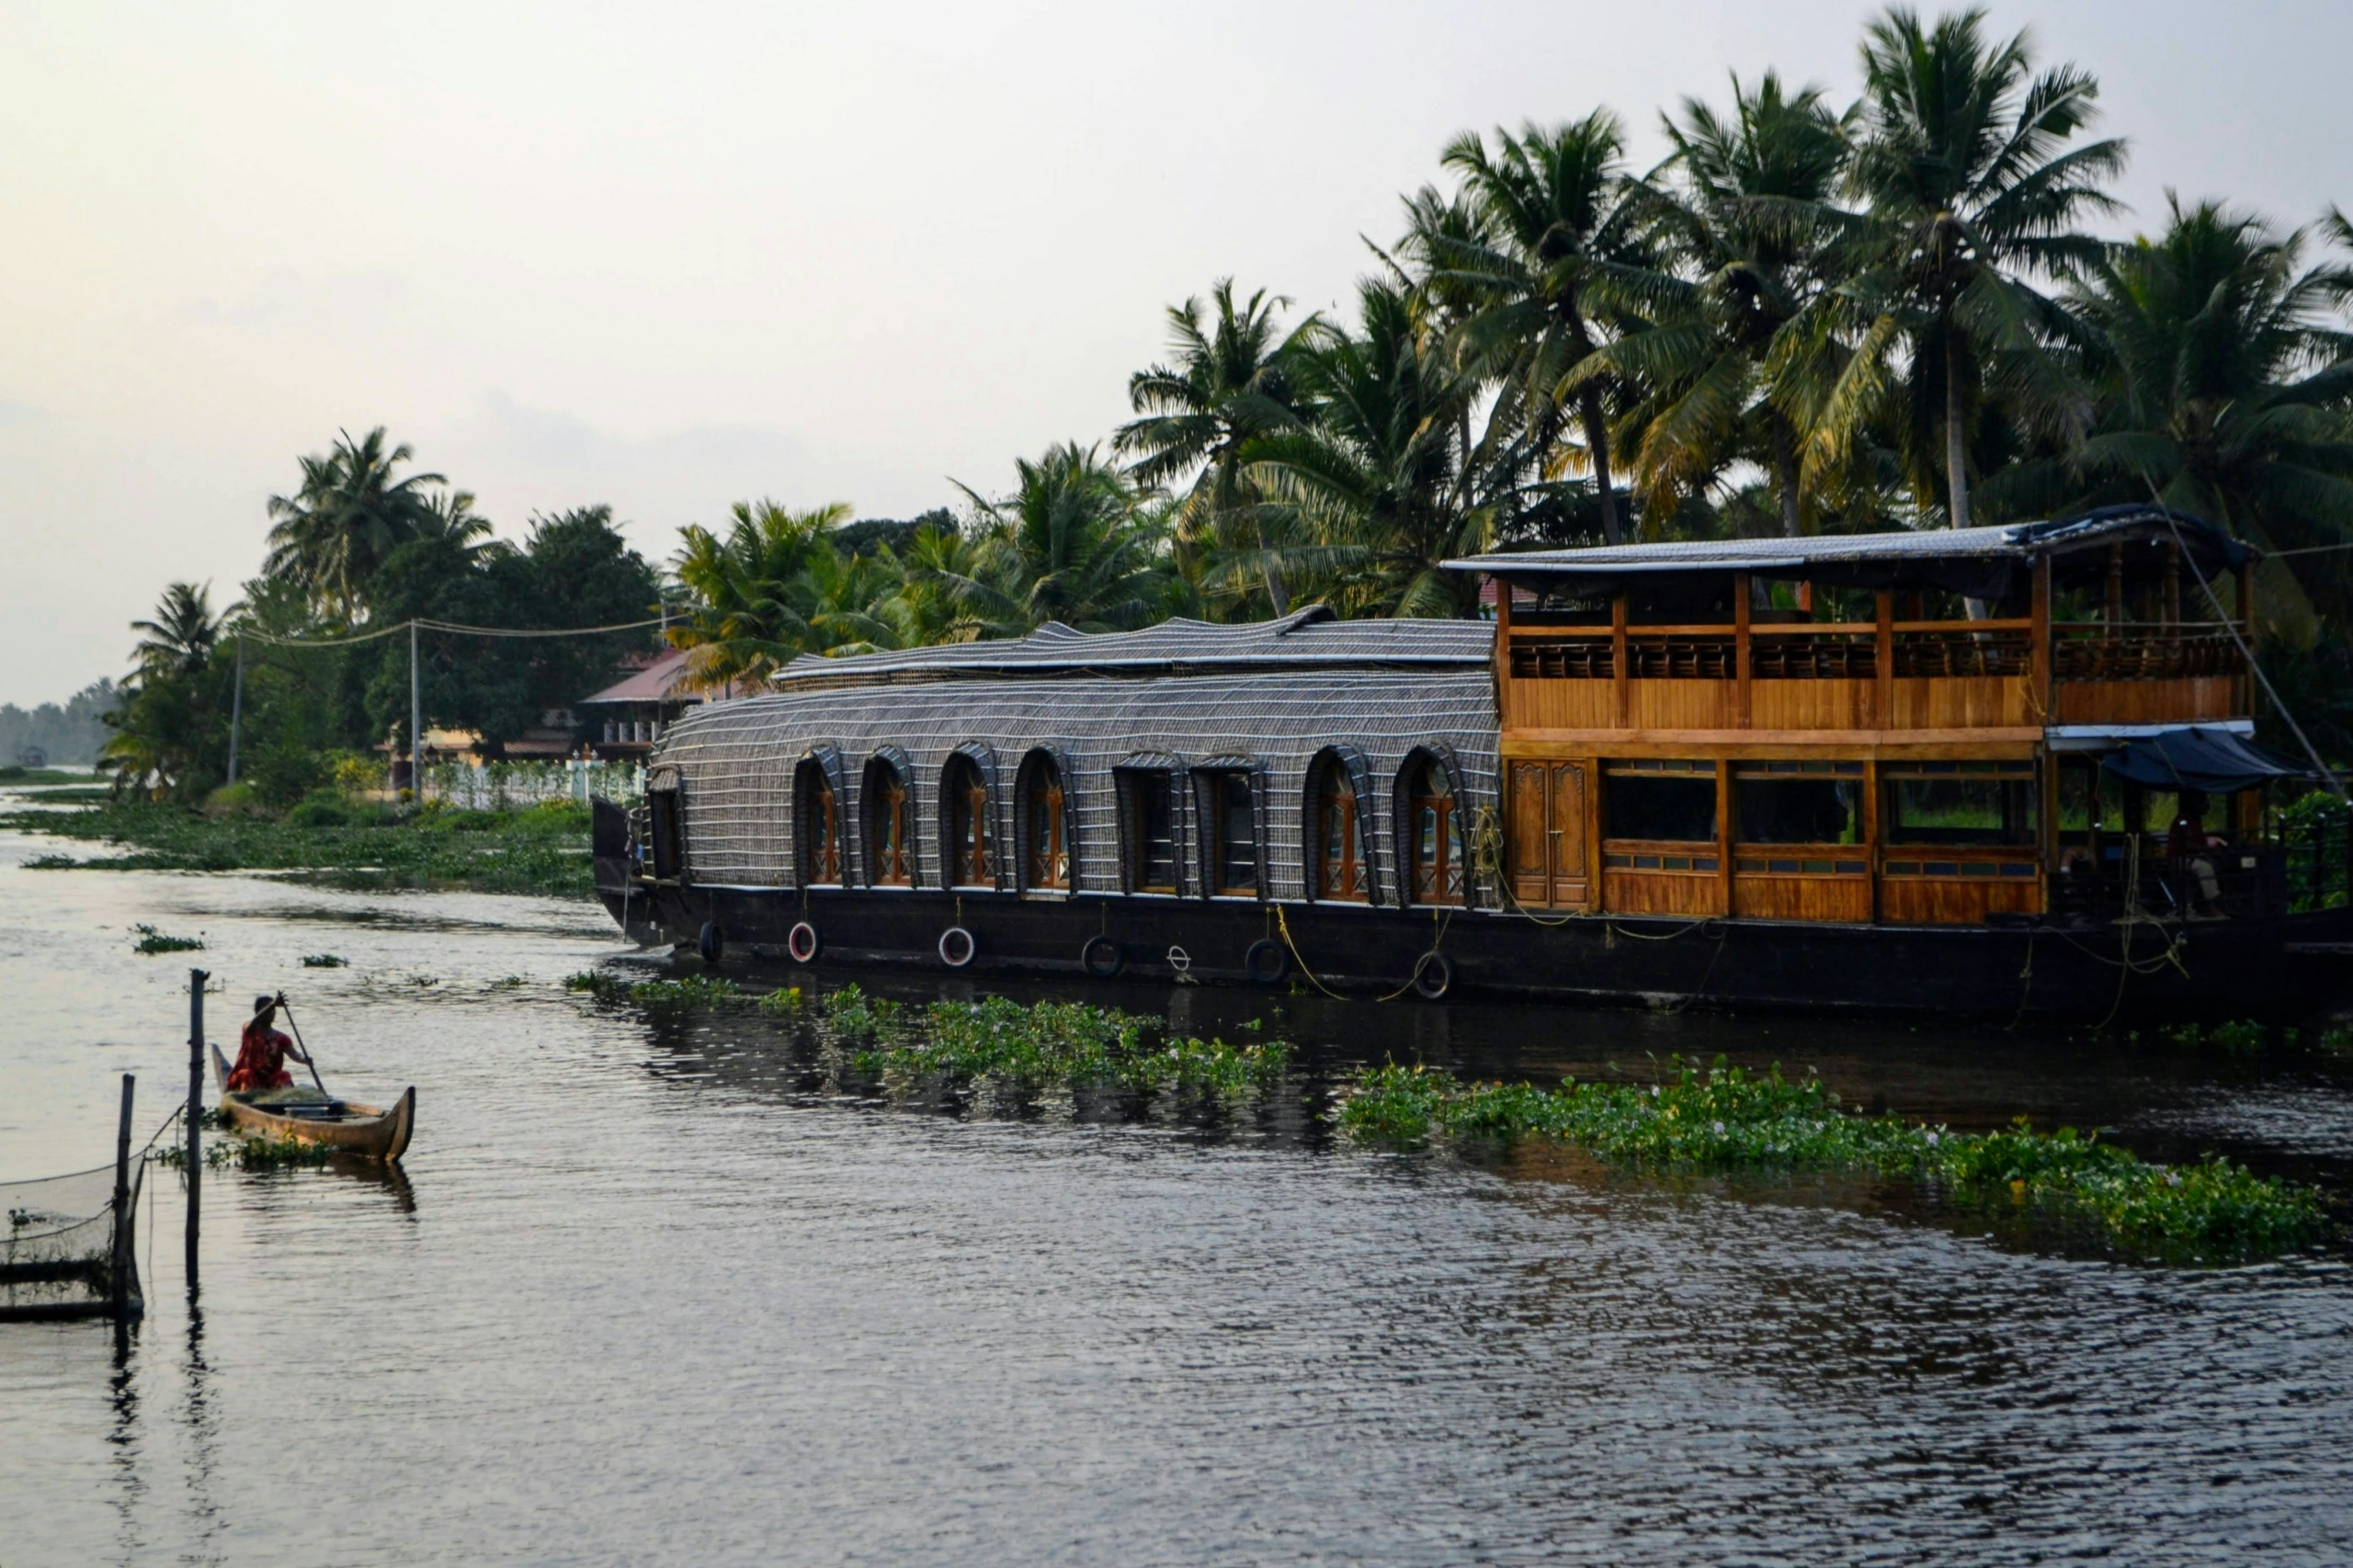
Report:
1506,760,1592,910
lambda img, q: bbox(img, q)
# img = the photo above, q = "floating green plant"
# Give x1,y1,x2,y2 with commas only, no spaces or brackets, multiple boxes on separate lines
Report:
756,985,802,1016
1336,1058,2328,1263
156,1130,333,1170
847,994,1290,1099
2158,1019,2268,1051
21,853,79,869
131,924,204,954
821,983,904,1035
301,953,349,968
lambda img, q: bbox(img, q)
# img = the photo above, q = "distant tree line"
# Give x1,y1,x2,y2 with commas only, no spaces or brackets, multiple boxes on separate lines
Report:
98,6,2353,800
0,680,117,767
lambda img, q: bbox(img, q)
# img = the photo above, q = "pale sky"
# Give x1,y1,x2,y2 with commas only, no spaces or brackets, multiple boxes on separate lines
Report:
6,0,2351,704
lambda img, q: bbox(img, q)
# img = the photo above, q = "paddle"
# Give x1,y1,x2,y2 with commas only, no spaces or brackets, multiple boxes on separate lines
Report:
274,993,331,1098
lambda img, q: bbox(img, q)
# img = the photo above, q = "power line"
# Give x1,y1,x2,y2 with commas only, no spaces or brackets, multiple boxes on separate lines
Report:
237,611,682,649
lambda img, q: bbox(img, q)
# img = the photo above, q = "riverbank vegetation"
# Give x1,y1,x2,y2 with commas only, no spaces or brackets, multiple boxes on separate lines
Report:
77,4,2353,809
12,797,591,897
1336,1059,2329,1263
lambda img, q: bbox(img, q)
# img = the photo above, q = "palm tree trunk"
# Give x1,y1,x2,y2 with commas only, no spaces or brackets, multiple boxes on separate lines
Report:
1259,537,1290,619
1581,390,1622,546
1772,422,1802,539
1944,335,1971,530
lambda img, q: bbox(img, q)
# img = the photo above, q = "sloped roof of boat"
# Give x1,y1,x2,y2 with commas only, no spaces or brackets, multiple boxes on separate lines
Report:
764,605,1493,690
1442,506,2248,578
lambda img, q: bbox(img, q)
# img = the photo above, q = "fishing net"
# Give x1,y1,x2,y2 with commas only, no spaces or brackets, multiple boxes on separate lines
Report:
0,1162,140,1318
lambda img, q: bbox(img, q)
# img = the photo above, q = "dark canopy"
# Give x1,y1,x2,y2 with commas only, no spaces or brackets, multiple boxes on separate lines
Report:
2099,727,2313,794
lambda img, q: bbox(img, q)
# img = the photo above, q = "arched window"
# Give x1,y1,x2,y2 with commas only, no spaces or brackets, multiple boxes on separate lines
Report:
1407,755,1464,906
1312,754,1369,902
865,756,913,886
799,761,843,886
944,754,994,887
1018,752,1069,891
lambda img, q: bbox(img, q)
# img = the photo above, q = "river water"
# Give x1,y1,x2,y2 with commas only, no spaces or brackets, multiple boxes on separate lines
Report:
3,801,2351,1566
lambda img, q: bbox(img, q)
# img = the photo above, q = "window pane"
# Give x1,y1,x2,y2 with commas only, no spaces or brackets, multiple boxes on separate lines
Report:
1319,778,1363,899
1133,775,1177,891
1217,774,1256,892
1734,778,1859,845
1027,772,1066,889
1884,778,2038,845
1606,774,1717,843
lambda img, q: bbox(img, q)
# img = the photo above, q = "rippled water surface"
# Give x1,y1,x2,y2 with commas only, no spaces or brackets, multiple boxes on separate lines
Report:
4,802,2351,1566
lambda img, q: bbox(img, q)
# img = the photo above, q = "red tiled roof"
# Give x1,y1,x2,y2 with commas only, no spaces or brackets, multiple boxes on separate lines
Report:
579,647,699,705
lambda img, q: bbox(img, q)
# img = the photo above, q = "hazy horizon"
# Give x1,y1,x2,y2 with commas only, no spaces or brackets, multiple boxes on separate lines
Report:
6,0,2352,704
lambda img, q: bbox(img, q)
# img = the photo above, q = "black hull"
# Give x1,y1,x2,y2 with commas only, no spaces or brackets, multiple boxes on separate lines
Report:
597,861,2353,1023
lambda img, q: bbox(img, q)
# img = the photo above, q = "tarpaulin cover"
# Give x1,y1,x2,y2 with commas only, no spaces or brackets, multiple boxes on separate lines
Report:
2100,727,2314,794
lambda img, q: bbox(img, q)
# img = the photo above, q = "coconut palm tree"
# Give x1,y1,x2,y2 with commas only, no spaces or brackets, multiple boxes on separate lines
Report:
1811,6,2125,528
414,488,512,562
1247,280,1504,617
1990,198,2353,631
1591,73,1851,535
263,427,446,617
130,581,232,678
936,444,1178,636
667,499,856,689
1115,279,1320,616
1428,112,1649,544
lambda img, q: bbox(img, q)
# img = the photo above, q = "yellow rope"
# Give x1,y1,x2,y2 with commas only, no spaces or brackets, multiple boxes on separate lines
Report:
1272,905,1428,1003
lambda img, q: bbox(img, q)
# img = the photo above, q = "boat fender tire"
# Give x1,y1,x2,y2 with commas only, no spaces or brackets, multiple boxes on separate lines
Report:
1244,938,1290,986
1080,935,1124,979
787,921,822,964
1411,950,1453,1000
698,922,725,965
938,926,977,969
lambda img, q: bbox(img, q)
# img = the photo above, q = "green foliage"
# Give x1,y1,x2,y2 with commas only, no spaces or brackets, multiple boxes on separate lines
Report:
158,1130,334,1171
2158,1018,2268,1052
564,969,745,1007
9,799,592,896
130,923,203,954
846,994,1291,1098
624,974,743,1007
301,953,348,968
1336,1059,2327,1262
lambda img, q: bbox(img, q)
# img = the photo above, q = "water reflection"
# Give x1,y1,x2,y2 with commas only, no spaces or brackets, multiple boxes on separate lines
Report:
176,1301,223,1567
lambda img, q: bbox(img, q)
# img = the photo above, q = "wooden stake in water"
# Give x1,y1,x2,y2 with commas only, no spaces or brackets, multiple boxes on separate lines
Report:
111,1073,134,1320
187,968,207,1290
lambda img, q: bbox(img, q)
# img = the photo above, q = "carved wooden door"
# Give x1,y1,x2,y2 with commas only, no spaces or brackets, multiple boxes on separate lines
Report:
1506,761,1592,910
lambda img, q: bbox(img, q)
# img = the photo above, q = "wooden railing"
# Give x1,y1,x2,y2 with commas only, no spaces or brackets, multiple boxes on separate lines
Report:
1504,611,2252,732
2051,623,2245,680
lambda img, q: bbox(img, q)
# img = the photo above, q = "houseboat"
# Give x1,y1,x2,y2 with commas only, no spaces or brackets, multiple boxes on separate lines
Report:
595,506,2352,1019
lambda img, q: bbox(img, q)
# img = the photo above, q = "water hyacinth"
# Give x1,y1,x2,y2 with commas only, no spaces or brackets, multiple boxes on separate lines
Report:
1336,1058,2329,1263
846,993,1290,1099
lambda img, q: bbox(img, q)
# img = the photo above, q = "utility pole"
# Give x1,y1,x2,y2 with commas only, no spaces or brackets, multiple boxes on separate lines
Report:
226,634,244,785
409,619,423,805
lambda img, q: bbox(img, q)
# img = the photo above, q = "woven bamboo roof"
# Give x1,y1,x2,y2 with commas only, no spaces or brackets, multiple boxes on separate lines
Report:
767,606,1492,690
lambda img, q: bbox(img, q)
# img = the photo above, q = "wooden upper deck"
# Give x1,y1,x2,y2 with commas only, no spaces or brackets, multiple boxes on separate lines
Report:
1451,506,2254,752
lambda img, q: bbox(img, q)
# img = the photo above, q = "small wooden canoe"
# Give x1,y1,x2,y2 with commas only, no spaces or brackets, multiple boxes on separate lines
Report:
210,1044,415,1162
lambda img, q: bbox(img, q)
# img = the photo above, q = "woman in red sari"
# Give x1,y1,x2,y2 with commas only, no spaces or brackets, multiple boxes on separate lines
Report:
226,994,310,1092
